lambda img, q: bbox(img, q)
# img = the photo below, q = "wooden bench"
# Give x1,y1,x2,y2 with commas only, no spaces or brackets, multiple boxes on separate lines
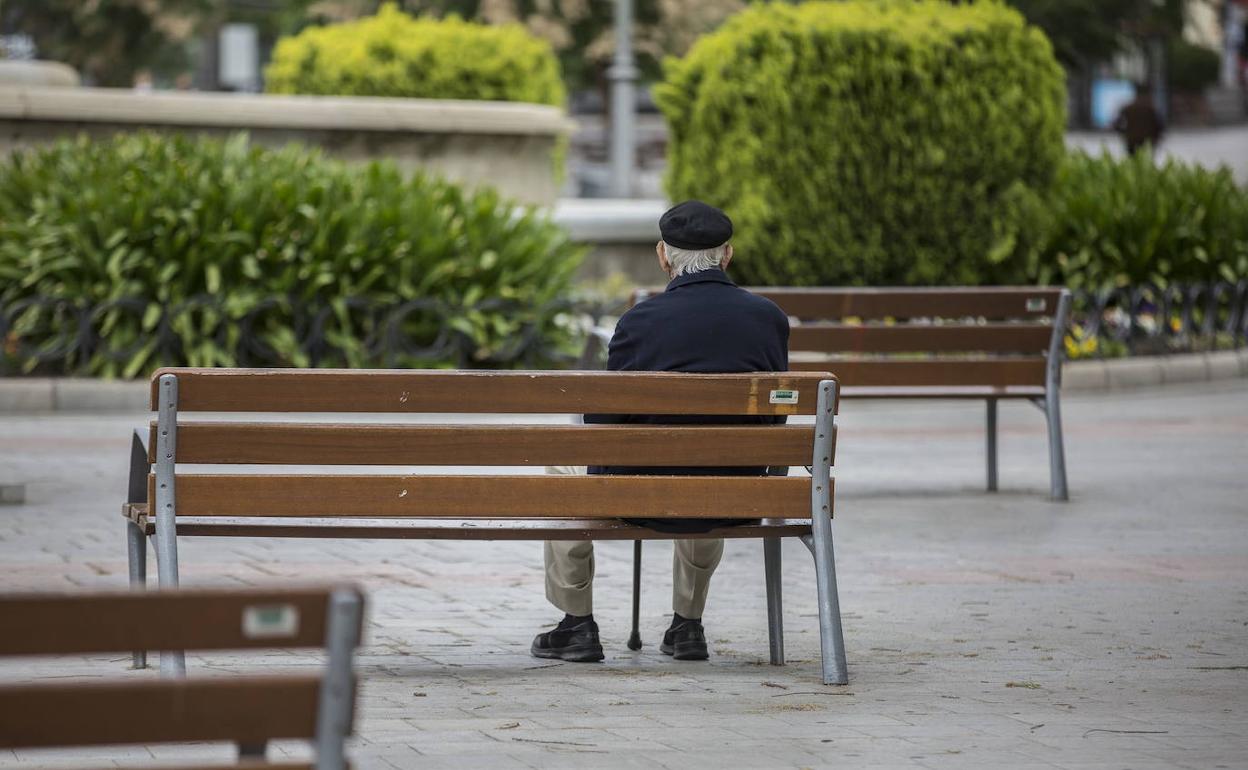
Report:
121,368,848,685
607,287,1071,500
0,586,364,770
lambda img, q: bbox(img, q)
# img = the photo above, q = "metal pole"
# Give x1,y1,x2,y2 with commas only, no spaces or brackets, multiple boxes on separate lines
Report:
1149,35,1168,125
985,398,999,492
608,0,637,198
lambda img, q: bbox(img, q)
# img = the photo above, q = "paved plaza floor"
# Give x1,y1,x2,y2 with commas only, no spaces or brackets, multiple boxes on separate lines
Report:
1,380,1246,769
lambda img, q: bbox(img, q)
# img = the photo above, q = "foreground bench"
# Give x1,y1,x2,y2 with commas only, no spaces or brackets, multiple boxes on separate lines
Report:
122,368,848,684
0,586,363,770
605,287,1071,500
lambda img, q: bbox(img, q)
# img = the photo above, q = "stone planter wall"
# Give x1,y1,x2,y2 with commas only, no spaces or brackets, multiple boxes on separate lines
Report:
0,86,573,205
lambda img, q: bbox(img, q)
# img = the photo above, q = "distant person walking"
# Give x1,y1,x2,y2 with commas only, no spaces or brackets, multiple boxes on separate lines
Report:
1114,83,1165,157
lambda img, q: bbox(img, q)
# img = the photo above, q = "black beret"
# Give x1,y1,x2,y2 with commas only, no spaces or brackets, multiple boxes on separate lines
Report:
659,200,733,250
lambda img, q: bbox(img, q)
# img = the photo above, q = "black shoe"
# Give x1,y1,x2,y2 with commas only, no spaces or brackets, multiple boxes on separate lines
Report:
660,617,709,661
531,618,604,663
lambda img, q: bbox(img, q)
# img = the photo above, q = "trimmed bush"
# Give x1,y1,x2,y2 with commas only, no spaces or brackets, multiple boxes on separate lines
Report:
0,133,584,378
265,3,565,107
655,0,1066,286
1022,151,1248,290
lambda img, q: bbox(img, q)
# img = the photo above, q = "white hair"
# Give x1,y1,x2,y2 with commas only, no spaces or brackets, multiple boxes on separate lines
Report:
663,241,729,277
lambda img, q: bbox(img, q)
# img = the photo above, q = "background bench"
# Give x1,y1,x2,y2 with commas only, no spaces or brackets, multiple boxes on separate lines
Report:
0,586,363,770
606,286,1072,500
122,368,849,685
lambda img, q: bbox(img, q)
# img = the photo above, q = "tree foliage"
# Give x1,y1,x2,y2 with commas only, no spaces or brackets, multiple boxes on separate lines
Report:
990,0,1186,68
0,0,207,86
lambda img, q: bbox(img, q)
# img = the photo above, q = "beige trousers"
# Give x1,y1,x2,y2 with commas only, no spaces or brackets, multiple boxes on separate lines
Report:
544,465,723,618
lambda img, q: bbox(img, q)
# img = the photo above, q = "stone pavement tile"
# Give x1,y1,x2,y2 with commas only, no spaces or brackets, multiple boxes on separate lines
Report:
393,750,538,769
10,745,154,764
364,746,427,770
523,715,674,731
141,743,237,762
1050,764,1207,770
913,754,1065,770
1130,743,1248,770
602,725,779,749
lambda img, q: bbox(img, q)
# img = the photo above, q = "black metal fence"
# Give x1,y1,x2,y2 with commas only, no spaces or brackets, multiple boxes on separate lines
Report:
0,294,625,377
2,282,1245,377
1069,281,1248,356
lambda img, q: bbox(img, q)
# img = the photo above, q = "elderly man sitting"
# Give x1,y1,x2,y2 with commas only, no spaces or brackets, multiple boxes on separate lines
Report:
532,200,790,663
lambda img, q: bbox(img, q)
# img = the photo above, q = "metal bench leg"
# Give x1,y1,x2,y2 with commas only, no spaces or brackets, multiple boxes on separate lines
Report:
126,430,150,670
985,398,999,492
155,374,186,678
1045,290,1072,502
627,540,643,651
238,742,267,760
763,536,784,665
810,380,848,685
126,520,148,669
315,589,364,770
1045,385,1069,502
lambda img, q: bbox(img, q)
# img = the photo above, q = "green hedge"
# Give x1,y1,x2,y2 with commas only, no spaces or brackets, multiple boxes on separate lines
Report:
1021,151,1248,290
0,133,584,378
265,3,565,107
655,0,1066,286
1168,38,1222,94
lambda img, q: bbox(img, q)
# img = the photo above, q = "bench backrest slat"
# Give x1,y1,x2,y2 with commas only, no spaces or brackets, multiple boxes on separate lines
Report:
0,588,355,656
153,423,820,466
154,474,818,520
151,370,832,415
789,358,1047,387
751,287,1064,321
0,676,319,749
788,323,1052,354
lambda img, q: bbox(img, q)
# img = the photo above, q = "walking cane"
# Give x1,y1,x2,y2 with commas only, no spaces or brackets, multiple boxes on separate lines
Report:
627,539,643,650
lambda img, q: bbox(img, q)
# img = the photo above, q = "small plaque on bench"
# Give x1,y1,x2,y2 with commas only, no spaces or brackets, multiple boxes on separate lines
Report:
242,604,300,639
769,389,799,405
1025,297,1047,312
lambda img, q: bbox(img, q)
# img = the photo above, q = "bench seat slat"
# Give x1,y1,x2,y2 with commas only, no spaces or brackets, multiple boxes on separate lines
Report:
789,323,1052,354
0,588,355,656
154,423,818,466
154,474,818,520
840,385,1046,399
0,675,321,749
152,369,836,415
125,510,814,540
790,358,1047,387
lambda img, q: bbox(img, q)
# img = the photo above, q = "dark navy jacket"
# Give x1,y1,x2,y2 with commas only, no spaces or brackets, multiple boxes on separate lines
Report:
586,267,790,532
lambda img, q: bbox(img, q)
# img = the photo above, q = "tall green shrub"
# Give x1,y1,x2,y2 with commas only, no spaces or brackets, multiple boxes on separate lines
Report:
265,3,565,107
1167,38,1221,94
655,0,1066,286
0,133,584,378
1024,151,1248,290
